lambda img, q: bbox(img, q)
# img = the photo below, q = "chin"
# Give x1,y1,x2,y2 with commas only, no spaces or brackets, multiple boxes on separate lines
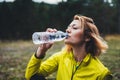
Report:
64,40,72,45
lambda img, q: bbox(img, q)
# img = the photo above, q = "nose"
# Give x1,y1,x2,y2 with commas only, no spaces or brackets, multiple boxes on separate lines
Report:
66,27,71,33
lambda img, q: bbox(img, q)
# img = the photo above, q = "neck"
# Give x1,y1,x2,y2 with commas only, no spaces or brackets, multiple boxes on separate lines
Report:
72,44,87,62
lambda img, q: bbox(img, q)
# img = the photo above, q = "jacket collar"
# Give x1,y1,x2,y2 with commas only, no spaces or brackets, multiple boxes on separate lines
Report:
69,51,91,63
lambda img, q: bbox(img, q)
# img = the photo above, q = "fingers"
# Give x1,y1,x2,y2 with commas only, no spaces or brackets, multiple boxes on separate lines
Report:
45,42,53,49
46,28,57,32
39,42,53,51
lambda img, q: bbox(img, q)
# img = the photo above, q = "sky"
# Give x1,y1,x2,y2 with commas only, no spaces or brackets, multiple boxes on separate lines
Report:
33,0,67,4
0,0,112,4
0,0,67,4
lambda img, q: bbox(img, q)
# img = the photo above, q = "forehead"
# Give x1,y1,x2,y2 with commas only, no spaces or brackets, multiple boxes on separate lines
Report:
70,20,81,25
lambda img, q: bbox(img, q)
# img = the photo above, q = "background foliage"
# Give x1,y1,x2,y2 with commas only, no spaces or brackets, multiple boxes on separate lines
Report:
0,0,120,40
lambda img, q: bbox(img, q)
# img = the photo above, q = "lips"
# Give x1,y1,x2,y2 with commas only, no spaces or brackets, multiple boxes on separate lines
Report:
65,35,70,39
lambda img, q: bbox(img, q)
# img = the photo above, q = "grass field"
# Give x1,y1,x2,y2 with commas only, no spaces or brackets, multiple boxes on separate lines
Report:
0,35,120,80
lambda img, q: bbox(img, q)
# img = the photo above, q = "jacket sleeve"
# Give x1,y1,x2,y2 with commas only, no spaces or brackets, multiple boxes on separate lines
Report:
99,68,113,80
25,52,60,80
104,74,113,80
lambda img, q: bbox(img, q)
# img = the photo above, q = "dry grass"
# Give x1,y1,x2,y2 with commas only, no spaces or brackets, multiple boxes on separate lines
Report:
105,34,120,41
0,40,35,80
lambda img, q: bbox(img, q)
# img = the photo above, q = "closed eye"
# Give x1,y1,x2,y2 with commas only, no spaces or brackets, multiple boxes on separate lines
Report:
72,24,78,30
72,27,78,30
68,24,78,30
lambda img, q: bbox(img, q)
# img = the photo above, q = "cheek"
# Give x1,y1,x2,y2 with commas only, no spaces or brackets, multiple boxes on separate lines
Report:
74,33,81,38
73,35,82,43
73,31,84,40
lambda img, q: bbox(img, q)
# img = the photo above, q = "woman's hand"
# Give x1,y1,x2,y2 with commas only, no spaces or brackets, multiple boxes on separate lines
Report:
35,28,57,58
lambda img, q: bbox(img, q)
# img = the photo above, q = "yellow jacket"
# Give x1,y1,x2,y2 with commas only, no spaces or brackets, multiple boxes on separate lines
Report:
25,50,112,80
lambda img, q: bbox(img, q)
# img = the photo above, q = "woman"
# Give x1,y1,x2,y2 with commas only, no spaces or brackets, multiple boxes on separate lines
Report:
25,15,112,80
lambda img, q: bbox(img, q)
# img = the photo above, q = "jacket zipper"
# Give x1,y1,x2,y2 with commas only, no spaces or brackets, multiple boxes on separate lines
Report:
71,61,83,80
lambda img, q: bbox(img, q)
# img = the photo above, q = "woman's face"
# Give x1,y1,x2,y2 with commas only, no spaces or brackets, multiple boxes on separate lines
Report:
64,20,85,46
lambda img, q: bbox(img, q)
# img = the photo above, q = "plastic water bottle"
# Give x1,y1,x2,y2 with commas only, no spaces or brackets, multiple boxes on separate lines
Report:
32,31,68,44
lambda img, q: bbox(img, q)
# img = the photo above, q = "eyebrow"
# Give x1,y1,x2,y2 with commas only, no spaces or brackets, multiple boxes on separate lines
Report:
68,24,76,27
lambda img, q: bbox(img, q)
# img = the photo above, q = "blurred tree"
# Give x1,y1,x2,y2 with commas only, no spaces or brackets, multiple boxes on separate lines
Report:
12,0,37,39
0,1,14,39
110,0,118,34
118,0,120,33
37,2,50,31
82,0,116,34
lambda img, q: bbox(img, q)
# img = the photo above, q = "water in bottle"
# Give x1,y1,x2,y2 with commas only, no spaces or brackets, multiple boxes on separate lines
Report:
32,31,68,44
